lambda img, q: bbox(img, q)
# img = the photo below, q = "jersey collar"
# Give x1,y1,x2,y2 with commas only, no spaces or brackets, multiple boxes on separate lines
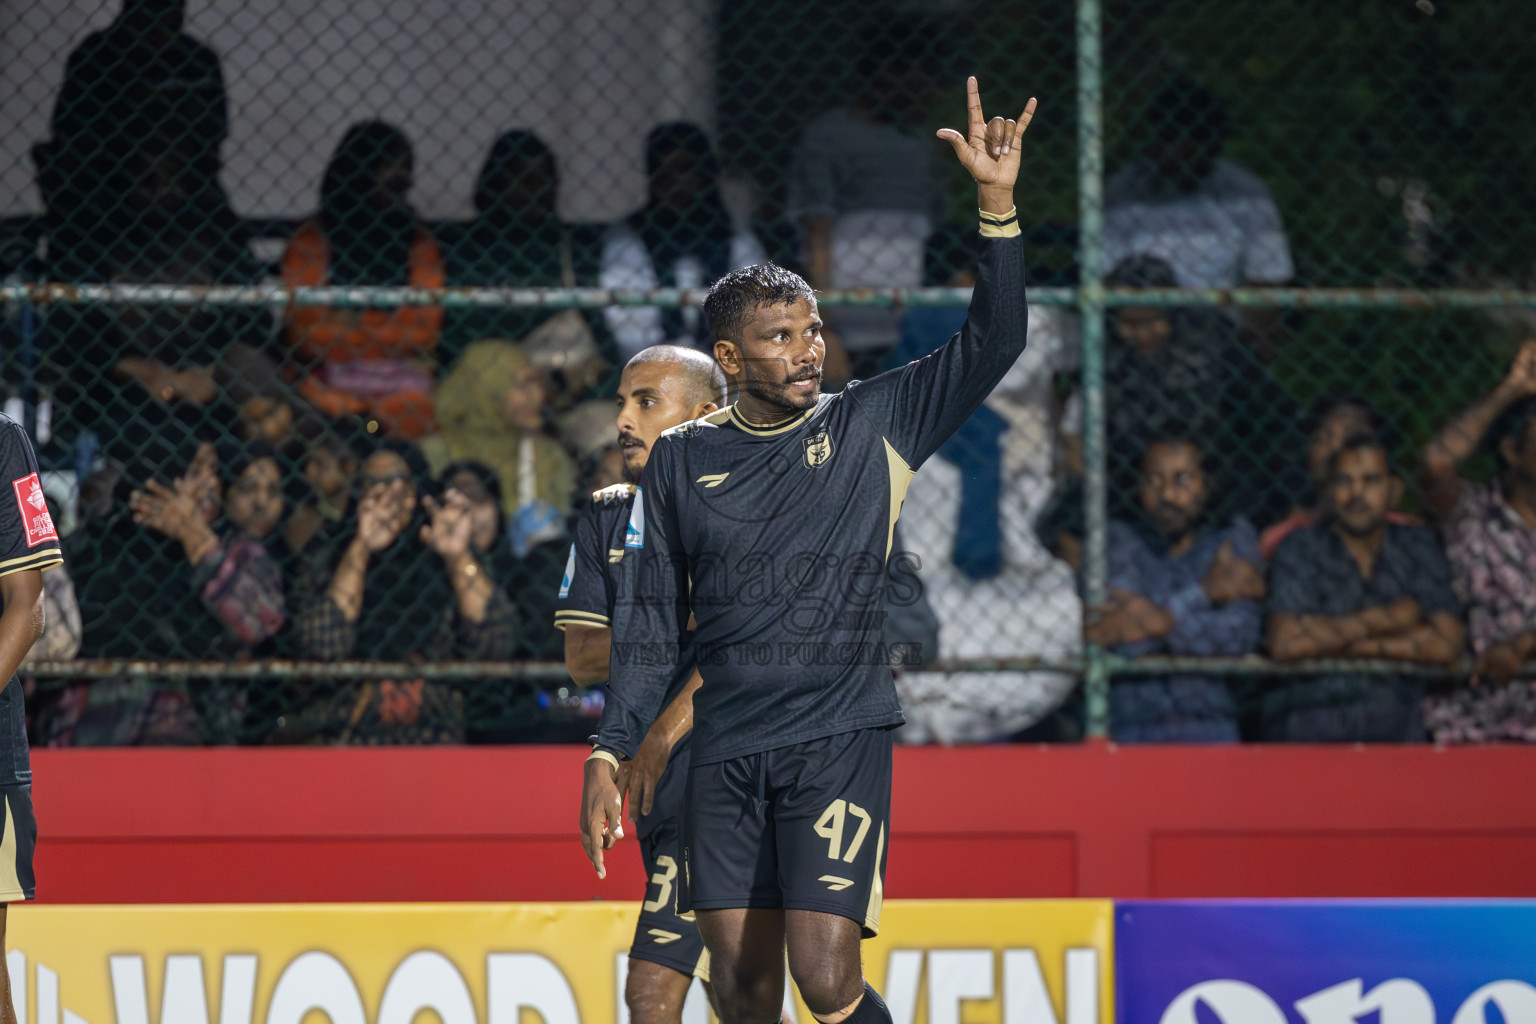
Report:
726,404,813,436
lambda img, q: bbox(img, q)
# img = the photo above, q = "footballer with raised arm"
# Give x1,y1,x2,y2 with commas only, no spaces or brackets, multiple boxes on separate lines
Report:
580,79,1036,1024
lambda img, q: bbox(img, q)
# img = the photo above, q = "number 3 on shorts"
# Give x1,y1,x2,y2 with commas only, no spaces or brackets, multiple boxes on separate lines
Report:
814,798,873,863
643,855,678,912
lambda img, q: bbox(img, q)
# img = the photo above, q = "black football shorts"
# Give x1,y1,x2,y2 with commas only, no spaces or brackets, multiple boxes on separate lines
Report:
680,727,892,937
0,783,37,902
631,815,710,981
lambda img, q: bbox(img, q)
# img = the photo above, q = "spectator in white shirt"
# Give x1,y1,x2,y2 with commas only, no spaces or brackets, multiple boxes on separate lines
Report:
600,123,766,362
1104,78,1293,358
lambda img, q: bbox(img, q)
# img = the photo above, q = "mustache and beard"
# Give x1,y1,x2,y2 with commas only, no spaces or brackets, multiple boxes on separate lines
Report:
742,359,823,413
618,430,646,484
1333,497,1386,537
1148,500,1201,542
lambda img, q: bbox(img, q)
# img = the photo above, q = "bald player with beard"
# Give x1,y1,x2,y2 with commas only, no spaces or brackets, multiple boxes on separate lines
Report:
558,345,790,1024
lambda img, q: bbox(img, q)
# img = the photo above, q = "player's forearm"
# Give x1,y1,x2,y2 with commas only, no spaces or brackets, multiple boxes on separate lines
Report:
648,669,701,751
0,572,45,683
564,625,612,685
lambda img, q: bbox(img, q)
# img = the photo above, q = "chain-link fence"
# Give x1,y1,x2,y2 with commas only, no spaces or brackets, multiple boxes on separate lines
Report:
2,0,1534,746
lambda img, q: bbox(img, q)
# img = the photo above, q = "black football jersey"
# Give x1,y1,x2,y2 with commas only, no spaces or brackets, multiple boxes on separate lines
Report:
0,417,64,783
554,482,695,838
599,213,1029,764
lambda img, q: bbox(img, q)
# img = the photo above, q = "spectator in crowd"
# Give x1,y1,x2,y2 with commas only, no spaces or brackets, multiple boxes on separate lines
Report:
1061,255,1305,528
1260,394,1415,560
440,130,587,367
437,458,563,659
130,442,288,651
787,35,946,357
288,440,517,743
433,459,563,741
419,339,575,556
1085,434,1264,742
892,294,1081,743
57,440,286,744
1103,78,1293,358
600,123,766,362
43,126,271,485
1421,340,1536,742
1265,434,1464,742
521,314,609,414
41,0,230,281
284,423,363,557
283,121,442,438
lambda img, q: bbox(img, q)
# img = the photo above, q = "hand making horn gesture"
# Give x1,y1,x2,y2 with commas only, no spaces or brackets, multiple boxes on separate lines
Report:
936,76,1037,211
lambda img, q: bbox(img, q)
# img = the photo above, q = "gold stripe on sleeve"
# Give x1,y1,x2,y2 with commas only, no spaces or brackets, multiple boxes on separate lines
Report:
979,206,1021,239
553,610,611,631
0,551,62,578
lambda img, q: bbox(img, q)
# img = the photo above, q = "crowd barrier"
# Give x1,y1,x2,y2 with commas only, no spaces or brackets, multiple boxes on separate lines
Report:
9,899,1535,1024
29,745,1536,905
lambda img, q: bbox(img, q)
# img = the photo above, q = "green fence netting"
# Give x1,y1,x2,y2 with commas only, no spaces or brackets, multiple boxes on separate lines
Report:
1,0,1534,746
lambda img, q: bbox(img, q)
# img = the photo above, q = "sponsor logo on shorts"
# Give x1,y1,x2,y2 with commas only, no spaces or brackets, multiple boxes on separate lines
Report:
646,929,683,945
819,875,855,892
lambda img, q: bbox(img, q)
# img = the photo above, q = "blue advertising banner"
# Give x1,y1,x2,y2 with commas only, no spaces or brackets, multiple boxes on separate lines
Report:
1116,900,1536,1024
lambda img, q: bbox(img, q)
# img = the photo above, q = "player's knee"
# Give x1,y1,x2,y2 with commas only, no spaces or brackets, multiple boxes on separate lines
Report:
708,967,785,1023
625,961,692,1024
786,948,862,1015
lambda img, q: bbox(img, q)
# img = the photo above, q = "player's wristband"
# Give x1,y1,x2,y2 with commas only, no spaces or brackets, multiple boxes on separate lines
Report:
585,747,622,775
979,206,1020,239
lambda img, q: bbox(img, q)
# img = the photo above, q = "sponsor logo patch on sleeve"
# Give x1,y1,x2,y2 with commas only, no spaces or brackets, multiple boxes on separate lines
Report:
13,472,57,547
624,488,646,549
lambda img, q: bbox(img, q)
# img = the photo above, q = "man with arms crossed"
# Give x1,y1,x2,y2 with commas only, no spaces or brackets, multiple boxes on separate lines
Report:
557,344,748,1024
0,416,61,1024
580,79,1036,1024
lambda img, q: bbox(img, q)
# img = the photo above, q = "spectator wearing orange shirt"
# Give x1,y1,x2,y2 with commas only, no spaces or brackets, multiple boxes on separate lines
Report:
283,121,443,438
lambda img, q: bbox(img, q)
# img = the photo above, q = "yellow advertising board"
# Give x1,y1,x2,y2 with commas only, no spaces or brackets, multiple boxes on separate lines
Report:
8,900,1112,1024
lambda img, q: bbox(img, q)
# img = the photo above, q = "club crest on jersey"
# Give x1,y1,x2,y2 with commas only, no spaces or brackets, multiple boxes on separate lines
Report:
803,430,834,469
625,488,646,549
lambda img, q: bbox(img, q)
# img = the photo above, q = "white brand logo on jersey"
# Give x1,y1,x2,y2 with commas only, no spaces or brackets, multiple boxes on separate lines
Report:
624,489,646,549
558,544,575,598
696,473,729,488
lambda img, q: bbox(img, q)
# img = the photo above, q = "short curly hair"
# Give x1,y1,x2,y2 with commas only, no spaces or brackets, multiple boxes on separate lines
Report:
703,263,815,344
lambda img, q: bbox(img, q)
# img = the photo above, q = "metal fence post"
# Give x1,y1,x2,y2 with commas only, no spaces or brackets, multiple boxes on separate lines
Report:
1075,0,1110,739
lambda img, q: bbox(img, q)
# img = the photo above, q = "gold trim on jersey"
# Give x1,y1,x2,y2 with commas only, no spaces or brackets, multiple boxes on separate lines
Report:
863,822,886,935
0,793,22,901
882,439,916,559
727,404,812,436
0,550,63,578
553,609,610,631
979,205,1021,239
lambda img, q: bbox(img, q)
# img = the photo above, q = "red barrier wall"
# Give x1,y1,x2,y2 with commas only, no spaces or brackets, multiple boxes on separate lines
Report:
31,744,1536,903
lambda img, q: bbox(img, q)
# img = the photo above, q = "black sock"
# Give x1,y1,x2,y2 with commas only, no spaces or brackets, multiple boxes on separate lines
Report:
843,983,892,1024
